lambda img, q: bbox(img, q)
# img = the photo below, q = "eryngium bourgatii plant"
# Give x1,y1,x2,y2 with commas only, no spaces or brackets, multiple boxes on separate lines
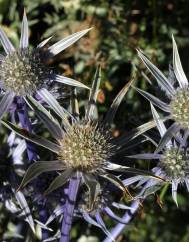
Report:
1,67,160,239
127,104,189,205
0,11,90,119
134,36,189,137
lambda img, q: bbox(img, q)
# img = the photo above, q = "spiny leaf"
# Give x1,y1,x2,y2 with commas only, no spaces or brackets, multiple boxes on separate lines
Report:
26,95,64,139
44,169,73,195
1,120,60,153
100,172,132,199
18,161,65,190
86,65,101,120
48,28,93,56
104,78,134,125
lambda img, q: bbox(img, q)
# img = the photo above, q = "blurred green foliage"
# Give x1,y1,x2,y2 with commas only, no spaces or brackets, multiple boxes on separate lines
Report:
0,0,189,241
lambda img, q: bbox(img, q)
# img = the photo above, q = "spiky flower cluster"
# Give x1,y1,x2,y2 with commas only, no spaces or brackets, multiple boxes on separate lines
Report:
0,48,51,96
0,10,146,242
58,122,115,172
170,87,189,130
1,10,189,242
159,147,189,180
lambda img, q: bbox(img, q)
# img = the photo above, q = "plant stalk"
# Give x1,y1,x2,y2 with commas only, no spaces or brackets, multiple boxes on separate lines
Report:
60,172,81,242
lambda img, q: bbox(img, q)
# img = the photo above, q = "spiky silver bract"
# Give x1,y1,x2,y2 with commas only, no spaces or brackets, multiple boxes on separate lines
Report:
0,11,90,119
135,36,189,136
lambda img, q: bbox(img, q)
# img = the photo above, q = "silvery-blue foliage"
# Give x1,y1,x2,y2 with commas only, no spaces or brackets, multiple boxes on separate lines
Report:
0,10,188,242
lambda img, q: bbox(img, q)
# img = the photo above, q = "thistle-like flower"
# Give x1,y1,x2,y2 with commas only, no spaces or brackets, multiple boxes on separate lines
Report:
0,11,90,119
1,67,158,236
2,67,133,200
127,104,189,205
134,36,189,137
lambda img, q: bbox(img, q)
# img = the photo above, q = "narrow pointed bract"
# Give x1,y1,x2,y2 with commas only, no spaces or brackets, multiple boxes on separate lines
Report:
155,123,180,153
0,27,15,54
37,36,54,48
20,10,29,49
104,78,134,125
172,35,188,87
150,103,166,137
44,169,73,195
54,74,90,90
0,92,15,119
137,49,175,96
15,191,35,233
86,65,101,120
114,119,158,146
37,88,71,122
18,161,66,191
25,95,64,139
1,120,60,153
37,88,72,131
136,37,189,131
133,86,170,112
48,28,92,56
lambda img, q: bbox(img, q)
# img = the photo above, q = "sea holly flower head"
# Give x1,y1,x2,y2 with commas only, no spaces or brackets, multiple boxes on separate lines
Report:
170,87,189,129
152,139,189,206
135,35,189,136
0,47,51,96
57,121,116,172
159,146,189,180
127,104,189,205
0,11,90,119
